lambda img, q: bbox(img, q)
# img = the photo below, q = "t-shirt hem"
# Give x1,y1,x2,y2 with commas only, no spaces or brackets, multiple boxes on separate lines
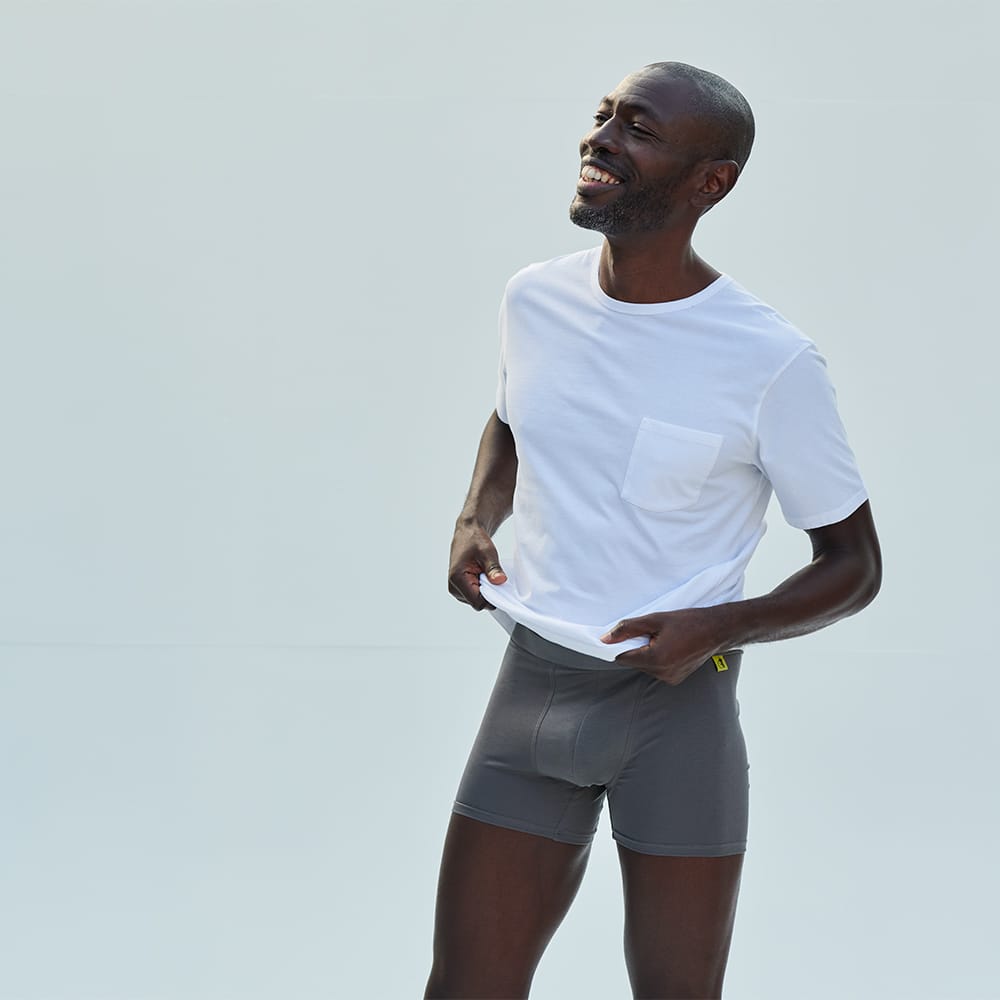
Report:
785,487,869,530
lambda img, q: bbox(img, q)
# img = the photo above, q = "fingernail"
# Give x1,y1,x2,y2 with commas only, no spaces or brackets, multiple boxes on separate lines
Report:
599,632,612,642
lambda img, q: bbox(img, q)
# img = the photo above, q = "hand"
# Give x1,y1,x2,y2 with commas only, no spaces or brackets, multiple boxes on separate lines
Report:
447,519,507,611
599,606,734,685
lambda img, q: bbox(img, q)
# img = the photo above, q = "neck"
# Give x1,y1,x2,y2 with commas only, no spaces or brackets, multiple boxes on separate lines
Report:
598,231,720,304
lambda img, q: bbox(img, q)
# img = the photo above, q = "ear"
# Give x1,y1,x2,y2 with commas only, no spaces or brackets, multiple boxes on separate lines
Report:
691,160,739,210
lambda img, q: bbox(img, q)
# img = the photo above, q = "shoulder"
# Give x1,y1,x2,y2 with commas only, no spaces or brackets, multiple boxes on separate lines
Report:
717,278,813,349
710,278,819,376
504,246,596,301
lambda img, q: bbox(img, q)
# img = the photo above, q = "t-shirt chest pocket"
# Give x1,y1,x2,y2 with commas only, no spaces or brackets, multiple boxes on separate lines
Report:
620,417,724,513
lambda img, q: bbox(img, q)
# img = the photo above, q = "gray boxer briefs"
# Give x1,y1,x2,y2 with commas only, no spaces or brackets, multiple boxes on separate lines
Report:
452,623,749,857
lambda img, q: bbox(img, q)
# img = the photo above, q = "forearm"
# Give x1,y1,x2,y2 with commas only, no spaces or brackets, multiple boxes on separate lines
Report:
456,411,518,536
602,502,882,680
715,545,882,650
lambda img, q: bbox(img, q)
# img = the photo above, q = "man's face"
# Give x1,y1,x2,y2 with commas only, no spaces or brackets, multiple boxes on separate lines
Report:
570,70,710,235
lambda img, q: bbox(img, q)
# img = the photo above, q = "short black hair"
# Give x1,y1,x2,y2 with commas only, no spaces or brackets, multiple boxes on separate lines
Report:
643,62,755,171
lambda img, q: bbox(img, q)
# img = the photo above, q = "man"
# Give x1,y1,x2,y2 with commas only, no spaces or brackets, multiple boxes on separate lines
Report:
425,61,881,999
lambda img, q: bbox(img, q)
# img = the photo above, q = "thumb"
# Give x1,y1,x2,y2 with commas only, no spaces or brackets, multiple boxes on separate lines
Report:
599,616,654,643
482,556,507,584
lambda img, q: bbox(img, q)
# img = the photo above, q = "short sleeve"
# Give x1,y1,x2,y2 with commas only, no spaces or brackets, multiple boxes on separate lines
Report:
755,344,868,529
495,288,509,424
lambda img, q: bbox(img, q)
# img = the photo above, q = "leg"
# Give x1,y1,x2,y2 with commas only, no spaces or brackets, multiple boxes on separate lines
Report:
424,812,592,999
617,844,744,999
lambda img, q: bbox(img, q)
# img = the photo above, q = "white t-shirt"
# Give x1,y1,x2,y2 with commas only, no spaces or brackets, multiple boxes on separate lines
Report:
478,245,869,661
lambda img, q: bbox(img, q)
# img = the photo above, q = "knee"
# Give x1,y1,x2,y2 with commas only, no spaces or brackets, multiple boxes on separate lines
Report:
424,962,531,999
625,946,726,1000
627,967,724,1000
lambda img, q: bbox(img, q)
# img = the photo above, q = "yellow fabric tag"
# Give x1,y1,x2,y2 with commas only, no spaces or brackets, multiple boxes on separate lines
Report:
712,654,729,672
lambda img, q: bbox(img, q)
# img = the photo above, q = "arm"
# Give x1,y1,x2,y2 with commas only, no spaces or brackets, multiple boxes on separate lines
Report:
714,499,882,645
447,411,519,611
601,500,882,683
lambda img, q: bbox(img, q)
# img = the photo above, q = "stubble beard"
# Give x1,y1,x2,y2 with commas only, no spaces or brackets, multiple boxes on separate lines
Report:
569,168,694,236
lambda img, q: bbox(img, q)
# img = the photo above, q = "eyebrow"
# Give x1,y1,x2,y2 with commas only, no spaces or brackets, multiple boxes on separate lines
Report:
597,95,661,120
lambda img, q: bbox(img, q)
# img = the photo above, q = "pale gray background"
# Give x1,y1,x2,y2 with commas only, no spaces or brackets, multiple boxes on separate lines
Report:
1,1,997,997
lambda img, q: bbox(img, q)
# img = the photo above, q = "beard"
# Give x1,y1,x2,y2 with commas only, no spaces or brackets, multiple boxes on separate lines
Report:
569,165,696,235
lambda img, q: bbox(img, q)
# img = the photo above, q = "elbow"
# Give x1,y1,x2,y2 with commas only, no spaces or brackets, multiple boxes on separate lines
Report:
852,550,883,613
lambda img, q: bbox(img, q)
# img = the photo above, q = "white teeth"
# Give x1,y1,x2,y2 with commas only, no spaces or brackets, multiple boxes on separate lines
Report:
580,165,620,184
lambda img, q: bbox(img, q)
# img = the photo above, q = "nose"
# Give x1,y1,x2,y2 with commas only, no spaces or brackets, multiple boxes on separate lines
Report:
579,116,622,158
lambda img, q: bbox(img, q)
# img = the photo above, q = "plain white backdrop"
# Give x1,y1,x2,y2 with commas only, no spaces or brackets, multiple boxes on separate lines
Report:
1,1,997,997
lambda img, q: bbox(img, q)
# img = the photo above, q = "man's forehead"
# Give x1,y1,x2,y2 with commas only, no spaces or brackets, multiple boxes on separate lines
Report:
600,70,698,120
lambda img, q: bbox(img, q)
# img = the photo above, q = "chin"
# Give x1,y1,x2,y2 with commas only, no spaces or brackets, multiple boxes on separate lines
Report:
569,204,614,234
569,207,618,236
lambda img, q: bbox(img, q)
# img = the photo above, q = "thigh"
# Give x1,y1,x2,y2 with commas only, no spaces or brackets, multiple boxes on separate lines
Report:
617,844,745,999
424,812,592,999
608,653,749,856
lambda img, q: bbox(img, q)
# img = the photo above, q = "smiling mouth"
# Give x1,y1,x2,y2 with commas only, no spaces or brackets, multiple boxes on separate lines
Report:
579,165,622,185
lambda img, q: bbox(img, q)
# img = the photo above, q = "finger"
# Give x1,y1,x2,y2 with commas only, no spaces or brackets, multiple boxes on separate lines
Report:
612,643,652,666
468,572,495,609
447,578,471,605
449,568,498,612
475,568,499,609
447,569,479,606
599,616,655,644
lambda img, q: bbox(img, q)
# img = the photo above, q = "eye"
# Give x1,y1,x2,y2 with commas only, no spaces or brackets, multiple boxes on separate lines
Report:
592,112,609,125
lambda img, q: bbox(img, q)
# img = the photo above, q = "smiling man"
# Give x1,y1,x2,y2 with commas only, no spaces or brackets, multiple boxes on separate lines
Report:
425,61,881,999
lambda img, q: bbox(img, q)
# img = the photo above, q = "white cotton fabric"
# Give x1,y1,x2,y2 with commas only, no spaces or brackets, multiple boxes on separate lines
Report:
478,246,868,661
